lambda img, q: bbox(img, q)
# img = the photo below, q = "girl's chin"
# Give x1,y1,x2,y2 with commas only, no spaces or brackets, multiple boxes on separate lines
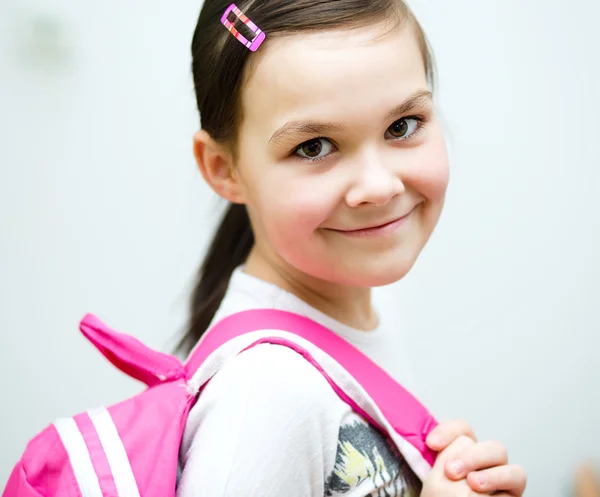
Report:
280,247,419,288
311,263,415,288
350,270,411,288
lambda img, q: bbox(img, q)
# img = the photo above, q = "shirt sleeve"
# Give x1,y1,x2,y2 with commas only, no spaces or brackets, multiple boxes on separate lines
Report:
177,343,348,497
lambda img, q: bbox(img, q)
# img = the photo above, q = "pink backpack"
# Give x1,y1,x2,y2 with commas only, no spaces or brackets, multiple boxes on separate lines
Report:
3,309,438,497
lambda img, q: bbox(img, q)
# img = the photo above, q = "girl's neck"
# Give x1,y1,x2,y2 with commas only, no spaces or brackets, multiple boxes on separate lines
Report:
244,246,378,331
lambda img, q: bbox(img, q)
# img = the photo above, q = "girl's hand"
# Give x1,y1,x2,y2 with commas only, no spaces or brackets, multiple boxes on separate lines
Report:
421,435,487,497
426,419,527,496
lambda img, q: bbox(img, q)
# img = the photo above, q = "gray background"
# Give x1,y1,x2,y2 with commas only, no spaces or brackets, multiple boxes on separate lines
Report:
1,0,598,495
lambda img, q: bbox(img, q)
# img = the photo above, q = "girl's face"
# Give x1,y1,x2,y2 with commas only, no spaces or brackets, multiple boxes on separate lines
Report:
234,21,449,287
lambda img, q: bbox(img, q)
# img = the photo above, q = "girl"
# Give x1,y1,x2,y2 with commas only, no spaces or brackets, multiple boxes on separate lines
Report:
177,0,527,496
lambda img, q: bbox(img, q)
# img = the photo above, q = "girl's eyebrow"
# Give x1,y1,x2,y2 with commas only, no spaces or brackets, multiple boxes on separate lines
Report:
268,89,433,146
384,89,432,120
269,122,346,146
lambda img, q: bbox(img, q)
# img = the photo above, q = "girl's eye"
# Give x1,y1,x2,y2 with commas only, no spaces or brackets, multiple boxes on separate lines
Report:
386,117,422,140
293,117,423,162
294,138,335,162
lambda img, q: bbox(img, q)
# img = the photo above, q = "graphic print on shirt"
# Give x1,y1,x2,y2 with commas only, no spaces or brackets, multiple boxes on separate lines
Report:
324,417,419,497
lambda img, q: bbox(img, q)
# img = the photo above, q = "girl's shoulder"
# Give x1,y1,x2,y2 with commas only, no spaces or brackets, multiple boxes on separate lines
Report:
178,344,348,496
191,342,349,417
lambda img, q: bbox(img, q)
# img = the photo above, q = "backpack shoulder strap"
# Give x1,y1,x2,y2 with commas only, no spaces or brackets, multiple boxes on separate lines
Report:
184,309,437,479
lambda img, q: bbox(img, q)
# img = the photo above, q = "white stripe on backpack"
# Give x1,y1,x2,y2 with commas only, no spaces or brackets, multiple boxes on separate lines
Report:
54,418,104,497
88,407,141,497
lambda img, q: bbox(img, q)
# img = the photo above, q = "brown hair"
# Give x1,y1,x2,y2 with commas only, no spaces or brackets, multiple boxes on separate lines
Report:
180,0,435,354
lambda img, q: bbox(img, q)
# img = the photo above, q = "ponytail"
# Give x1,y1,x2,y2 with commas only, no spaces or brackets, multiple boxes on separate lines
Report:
177,202,254,355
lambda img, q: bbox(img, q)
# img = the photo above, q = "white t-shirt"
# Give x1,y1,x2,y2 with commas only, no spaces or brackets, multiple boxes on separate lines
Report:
177,267,420,497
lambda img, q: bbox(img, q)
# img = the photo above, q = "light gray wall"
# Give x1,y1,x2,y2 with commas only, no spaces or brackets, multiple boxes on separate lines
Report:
1,1,598,495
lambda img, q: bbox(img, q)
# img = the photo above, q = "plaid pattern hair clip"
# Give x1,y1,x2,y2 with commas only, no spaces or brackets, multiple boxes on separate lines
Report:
220,3,266,52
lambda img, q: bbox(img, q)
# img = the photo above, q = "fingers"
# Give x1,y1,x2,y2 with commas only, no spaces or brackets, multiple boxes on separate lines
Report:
466,464,527,496
426,419,477,452
574,464,600,497
432,435,475,467
444,440,508,480
427,420,526,496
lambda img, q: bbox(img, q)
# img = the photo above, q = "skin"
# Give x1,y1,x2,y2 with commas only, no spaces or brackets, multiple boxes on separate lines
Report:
426,422,527,496
574,464,600,497
194,17,526,496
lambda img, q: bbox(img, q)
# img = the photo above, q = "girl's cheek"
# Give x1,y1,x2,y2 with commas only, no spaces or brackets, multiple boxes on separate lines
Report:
423,162,450,200
279,194,335,232
265,175,341,229
413,139,450,201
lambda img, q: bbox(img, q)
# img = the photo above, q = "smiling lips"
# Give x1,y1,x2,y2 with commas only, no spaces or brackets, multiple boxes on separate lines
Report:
328,207,416,238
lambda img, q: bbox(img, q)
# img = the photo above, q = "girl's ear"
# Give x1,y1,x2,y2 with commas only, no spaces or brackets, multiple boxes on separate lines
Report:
193,130,245,204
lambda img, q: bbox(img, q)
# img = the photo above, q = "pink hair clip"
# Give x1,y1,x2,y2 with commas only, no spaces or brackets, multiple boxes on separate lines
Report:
220,3,266,52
